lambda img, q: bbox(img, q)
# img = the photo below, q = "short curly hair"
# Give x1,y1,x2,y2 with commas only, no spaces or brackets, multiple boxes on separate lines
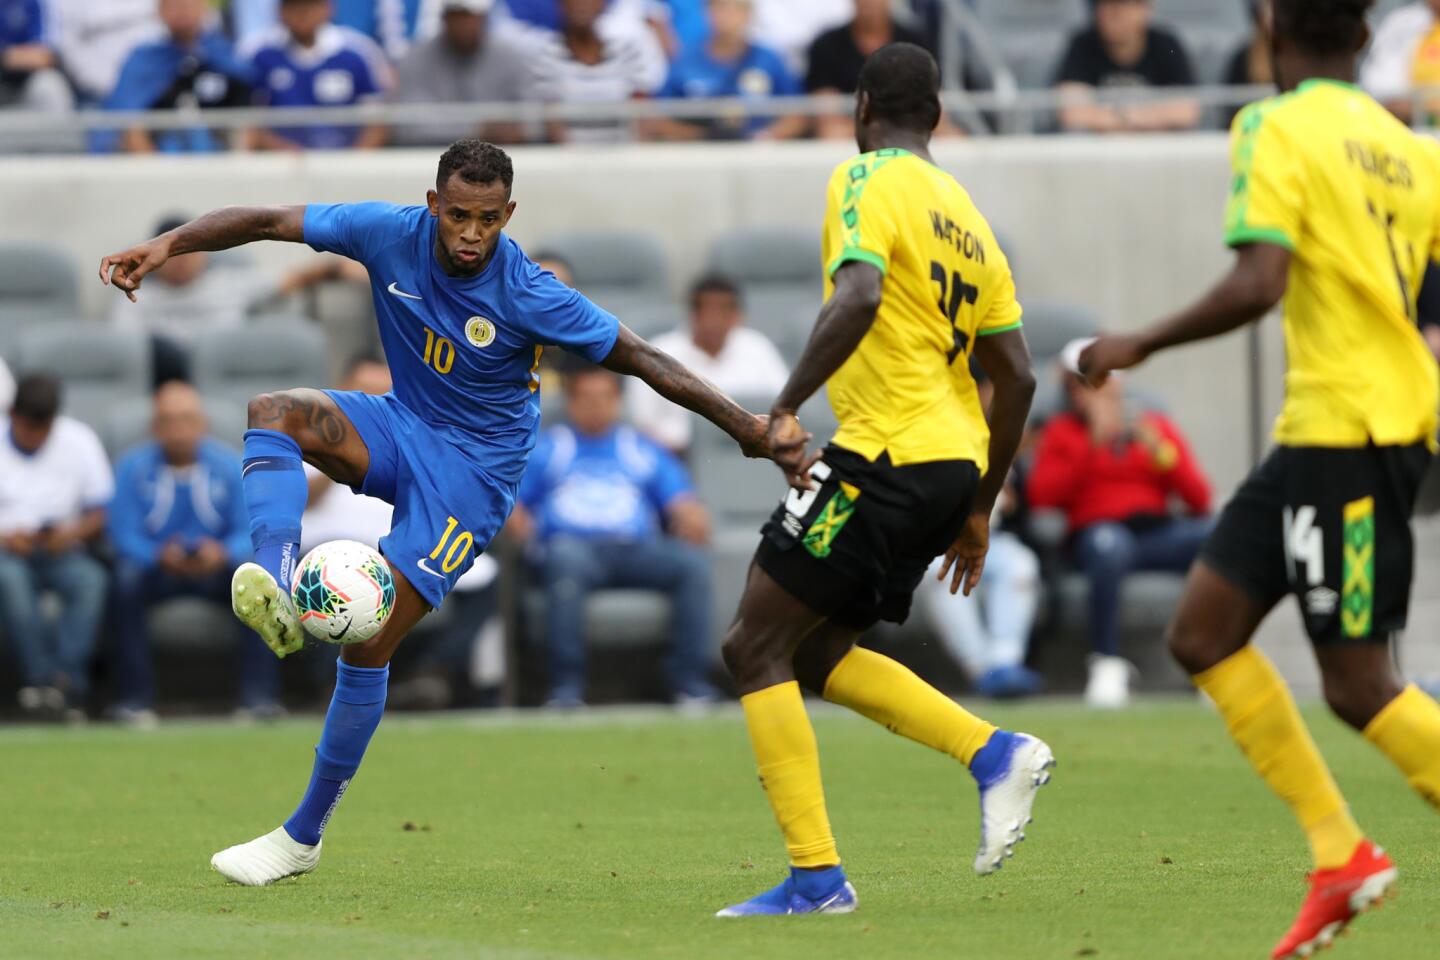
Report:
436,139,514,194
1273,0,1372,56
858,43,941,133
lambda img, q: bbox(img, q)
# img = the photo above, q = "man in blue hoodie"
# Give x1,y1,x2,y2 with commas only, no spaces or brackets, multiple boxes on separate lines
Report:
108,382,280,725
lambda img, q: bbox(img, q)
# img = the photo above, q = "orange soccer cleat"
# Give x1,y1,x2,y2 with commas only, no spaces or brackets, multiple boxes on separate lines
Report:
1271,840,1397,959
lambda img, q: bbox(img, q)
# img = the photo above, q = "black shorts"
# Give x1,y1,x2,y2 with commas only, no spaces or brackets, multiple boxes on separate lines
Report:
1200,443,1432,645
755,444,980,631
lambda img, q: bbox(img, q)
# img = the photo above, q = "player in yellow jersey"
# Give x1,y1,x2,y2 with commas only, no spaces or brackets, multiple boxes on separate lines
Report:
1082,1,1440,956
715,43,1054,917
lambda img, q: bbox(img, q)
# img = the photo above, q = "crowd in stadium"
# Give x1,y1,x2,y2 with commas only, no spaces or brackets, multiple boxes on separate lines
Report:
3,0,1437,147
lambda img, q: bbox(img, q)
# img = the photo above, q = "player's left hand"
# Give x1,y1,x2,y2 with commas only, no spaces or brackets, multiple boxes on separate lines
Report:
762,412,822,492
938,512,991,597
1077,334,1150,387
99,237,173,303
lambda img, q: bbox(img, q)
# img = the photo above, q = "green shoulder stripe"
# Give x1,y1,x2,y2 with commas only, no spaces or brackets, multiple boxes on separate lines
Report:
977,320,1024,337
1224,94,1294,242
839,148,908,255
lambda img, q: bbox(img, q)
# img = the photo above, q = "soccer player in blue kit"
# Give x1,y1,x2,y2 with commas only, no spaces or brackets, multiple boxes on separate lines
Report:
99,140,785,885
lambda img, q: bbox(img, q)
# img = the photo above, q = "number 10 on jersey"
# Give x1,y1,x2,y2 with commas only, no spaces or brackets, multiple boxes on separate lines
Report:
429,516,474,574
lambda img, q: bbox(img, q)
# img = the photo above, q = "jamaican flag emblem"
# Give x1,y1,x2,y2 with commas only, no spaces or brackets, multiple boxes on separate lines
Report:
803,482,861,558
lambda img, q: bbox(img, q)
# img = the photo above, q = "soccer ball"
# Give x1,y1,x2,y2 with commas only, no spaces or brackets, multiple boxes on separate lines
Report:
291,540,396,645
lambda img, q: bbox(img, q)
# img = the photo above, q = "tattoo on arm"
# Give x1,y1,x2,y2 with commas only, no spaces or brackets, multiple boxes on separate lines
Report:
601,326,757,445
167,206,308,256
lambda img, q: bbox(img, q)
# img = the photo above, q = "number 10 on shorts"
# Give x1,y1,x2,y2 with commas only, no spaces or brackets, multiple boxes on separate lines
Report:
429,516,475,574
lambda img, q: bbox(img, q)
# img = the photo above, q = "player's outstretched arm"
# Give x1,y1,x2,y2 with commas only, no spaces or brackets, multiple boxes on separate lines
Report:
99,205,308,302
601,324,798,481
1079,242,1291,384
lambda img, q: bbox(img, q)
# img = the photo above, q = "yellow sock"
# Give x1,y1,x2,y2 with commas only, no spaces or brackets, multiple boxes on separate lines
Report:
740,681,839,868
1195,646,1363,869
822,647,997,766
1364,684,1440,812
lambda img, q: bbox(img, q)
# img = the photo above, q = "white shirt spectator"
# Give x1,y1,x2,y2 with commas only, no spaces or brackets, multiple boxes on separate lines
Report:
524,26,653,142
630,326,790,451
0,416,113,534
52,0,164,102
750,0,851,74
1361,3,1440,105
0,357,14,412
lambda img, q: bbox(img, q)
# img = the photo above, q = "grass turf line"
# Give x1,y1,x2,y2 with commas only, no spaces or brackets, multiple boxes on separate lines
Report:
2,702,1438,959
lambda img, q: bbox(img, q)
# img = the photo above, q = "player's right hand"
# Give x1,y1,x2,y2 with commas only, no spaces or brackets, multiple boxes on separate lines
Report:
939,512,991,597
99,237,173,303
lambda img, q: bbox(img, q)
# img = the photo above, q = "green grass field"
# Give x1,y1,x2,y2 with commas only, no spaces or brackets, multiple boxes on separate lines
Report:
3,701,1437,960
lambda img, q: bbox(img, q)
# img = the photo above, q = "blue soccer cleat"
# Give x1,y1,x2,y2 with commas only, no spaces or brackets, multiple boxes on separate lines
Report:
716,865,858,917
970,731,1056,875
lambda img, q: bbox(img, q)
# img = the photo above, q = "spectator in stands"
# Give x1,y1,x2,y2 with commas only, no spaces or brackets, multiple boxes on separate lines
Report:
525,0,655,143
0,0,74,115
0,373,111,722
629,272,788,454
1027,366,1211,709
108,213,366,385
101,0,256,154
390,0,531,146
510,364,717,707
1054,0,1201,134
502,0,669,89
244,0,392,150
1221,0,1273,127
53,0,162,105
302,356,505,708
1361,0,1440,123
920,368,1042,700
751,0,850,75
107,382,280,727
234,0,442,60
805,0,934,139
649,0,806,142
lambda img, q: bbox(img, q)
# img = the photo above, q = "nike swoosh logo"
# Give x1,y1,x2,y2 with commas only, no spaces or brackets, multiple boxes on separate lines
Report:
415,558,445,578
387,282,423,301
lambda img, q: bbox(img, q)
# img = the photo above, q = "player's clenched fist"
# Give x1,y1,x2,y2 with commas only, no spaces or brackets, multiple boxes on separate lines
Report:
99,237,174,302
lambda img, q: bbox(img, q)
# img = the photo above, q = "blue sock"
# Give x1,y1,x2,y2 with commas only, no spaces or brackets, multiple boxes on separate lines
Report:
283,660,389,846
968,729,1018,788
790,864,847,901
242,429,307,590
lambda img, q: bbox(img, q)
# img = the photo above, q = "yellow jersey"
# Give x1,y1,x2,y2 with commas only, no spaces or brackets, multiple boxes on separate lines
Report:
1225,79,1440,451
820,149,1023,473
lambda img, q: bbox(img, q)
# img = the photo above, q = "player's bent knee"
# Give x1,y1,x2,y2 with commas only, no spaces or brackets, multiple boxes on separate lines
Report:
1320,666,1402,731
247,391,301,434
721,621,787,689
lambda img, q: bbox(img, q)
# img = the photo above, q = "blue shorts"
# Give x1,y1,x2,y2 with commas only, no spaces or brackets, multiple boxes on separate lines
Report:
326,390,516,608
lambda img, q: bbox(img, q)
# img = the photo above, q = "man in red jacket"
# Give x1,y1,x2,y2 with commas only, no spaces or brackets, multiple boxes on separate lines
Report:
1028,369,1211,707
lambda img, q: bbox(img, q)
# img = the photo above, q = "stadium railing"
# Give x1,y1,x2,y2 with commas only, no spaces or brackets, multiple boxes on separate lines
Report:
0,84,1321,150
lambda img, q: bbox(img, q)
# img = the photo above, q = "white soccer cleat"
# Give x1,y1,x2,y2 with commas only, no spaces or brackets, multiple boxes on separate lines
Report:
973,733,1055,875
211,827,321,886
232,562,304,658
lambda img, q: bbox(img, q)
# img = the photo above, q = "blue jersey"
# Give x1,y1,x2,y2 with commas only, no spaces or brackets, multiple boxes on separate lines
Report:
303,202,620,485
1,0,46,49
659,41,799,136
519,424,693,542
244,24,389,149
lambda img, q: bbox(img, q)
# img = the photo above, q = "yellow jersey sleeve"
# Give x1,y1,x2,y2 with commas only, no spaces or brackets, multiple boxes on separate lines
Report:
1224,102,1305,251
824,155,902,278
977,257,1023,336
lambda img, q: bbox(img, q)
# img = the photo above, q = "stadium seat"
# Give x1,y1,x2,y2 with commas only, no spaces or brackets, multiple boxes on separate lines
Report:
190,319,330,408
537,231,675,338
1019,301,1099,366
0,243,81,359
14,324,150,432
974,0,1088,90
707,227,822,363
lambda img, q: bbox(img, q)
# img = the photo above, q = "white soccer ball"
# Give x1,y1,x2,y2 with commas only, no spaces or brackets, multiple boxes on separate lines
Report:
291,540,396,645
